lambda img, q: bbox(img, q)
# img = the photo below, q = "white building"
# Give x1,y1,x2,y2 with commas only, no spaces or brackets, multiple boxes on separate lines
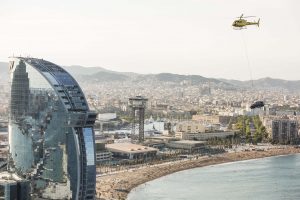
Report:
176,121,205,133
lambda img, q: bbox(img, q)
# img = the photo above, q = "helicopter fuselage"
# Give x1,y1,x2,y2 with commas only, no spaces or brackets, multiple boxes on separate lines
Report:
232,19,259,28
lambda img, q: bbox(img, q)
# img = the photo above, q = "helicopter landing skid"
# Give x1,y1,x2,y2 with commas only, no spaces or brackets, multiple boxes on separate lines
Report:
233,27,247,30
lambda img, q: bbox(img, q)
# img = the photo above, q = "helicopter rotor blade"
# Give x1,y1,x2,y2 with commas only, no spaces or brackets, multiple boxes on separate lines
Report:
236,16,256,18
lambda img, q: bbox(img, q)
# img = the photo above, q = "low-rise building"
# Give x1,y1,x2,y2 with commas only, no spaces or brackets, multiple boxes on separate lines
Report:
106,143,158,160
176,121,205,133
96,151,112,163
166,140,206,152
175,131,234,141
144,136,178,150
95,142,112,164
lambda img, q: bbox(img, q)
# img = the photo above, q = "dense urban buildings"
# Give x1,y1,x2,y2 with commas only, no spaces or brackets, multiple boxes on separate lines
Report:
0,57,300,199
8,57,96,199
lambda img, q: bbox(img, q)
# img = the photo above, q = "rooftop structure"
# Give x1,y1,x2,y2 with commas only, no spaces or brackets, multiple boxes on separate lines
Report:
106,143,158,160
129,96,148,143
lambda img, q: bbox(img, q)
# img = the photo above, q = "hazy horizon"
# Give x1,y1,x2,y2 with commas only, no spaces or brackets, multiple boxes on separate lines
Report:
1,0,300,80
1,59,300,82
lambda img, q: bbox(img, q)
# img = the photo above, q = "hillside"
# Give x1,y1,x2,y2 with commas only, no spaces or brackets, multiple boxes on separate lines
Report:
1,61,300,91
76,71,231,88
224,78,300,91
80,71,130,82
63,65,109,76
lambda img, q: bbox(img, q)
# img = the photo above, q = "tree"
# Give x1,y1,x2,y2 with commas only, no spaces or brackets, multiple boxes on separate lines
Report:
253,130,262,144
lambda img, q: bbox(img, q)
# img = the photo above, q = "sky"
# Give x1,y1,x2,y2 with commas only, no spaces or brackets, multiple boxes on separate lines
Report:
1,0,300,80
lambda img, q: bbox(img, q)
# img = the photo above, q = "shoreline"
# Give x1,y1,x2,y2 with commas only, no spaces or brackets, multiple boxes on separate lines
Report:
96,146,300,200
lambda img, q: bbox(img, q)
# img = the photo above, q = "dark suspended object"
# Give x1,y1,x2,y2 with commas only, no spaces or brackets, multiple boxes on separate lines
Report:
250,101,264,109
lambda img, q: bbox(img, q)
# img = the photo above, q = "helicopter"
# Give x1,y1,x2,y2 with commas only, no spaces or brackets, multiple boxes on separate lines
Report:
232,14,260,29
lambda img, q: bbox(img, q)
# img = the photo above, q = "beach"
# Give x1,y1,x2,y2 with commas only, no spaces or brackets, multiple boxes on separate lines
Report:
95,146,300,200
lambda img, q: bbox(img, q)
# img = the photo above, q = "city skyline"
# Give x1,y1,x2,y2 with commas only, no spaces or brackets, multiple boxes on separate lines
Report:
1,1,300,199
1,0,300,80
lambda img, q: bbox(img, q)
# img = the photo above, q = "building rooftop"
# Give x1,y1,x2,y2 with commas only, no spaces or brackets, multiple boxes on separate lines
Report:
106,143,158,154
0,172,23,184
171,140,207,144
146,136,177,140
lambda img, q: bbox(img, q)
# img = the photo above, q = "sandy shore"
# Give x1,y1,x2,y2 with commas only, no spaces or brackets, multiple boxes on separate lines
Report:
95,146,300,200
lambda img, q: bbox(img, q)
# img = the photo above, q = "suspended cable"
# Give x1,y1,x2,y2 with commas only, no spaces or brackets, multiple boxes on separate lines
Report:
240,30,254,88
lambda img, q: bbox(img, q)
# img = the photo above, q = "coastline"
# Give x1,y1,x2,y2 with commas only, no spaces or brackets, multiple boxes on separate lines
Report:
96,146,300,200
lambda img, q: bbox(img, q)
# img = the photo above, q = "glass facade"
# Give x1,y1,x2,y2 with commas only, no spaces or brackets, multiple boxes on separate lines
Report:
8,57,96,199
0,180,30,200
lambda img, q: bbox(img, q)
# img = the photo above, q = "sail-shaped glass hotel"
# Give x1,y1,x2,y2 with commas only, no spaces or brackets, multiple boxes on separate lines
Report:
8,57,96,199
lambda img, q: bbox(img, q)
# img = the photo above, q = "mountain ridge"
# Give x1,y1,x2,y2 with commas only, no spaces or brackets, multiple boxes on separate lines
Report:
1,61,300,91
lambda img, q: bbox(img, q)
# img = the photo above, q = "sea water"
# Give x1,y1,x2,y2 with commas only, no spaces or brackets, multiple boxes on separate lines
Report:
127,154,300,200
